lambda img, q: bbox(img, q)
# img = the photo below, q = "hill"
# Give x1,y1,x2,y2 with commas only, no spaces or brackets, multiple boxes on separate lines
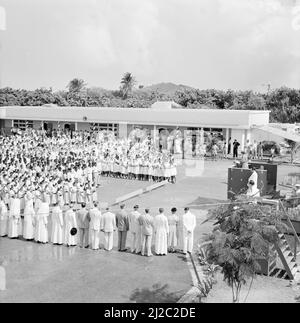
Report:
135,82,195,96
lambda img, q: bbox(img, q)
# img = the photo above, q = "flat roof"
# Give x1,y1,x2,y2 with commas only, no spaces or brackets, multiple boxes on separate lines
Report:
0,106,270,129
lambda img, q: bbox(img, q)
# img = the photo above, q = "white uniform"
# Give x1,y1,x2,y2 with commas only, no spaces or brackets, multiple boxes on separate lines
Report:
128,210,141,253
182,211,196,253
101,211,116,251
34,202,49,243
0,200,8,237
23,200,35,240
89,207,102,250
153,213,169,255
64,209,78,246
51,206,64,244
8,198,21,238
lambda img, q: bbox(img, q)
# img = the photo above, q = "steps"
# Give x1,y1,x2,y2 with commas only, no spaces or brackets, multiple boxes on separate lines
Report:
268,233,299,280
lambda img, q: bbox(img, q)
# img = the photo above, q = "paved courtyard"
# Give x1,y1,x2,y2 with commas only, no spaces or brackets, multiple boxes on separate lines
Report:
1,159,300,303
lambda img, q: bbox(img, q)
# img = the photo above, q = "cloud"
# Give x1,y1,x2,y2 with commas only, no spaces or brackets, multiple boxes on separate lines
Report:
1,0,300,90
75,0,160,74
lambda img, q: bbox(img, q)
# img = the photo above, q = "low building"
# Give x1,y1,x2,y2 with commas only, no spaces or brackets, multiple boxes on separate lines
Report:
0,101,270,151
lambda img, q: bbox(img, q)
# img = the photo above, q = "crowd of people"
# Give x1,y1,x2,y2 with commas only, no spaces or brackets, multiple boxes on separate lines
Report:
0,199,196,256
0,129,177,218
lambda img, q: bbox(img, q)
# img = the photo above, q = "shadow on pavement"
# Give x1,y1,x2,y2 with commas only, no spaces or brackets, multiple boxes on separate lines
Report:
177,255,188,263
128,283,182,303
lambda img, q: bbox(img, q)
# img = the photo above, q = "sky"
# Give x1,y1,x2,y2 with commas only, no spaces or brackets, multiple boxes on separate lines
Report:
0,0,300,92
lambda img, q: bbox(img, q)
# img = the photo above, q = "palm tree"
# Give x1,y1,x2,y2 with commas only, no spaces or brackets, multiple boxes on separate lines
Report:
67,78,87,93
120,72,136,99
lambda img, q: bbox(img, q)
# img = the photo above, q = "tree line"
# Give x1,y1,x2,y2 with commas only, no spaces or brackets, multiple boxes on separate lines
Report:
1,73,300,123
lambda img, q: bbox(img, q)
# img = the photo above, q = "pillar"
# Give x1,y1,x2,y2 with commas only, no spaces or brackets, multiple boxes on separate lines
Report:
152,125,159,148
118,122,128,139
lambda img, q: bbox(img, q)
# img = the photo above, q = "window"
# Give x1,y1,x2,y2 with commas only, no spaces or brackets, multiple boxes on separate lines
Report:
89,123,118,136
13,120,33,130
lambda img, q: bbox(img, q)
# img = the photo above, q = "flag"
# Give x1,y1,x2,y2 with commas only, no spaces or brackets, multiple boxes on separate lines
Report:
0,6,6,31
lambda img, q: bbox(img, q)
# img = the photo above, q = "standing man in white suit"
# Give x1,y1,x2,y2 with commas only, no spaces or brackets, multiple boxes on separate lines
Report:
128,205,140,253
182,207,196,254
139,208,154,257
101,206,116,251
89,202,101,250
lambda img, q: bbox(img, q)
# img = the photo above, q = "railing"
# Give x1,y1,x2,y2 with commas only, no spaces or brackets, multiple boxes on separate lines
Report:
278,199,300,260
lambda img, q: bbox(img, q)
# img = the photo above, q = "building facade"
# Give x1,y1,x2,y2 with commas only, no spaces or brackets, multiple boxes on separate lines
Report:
0,101,270,151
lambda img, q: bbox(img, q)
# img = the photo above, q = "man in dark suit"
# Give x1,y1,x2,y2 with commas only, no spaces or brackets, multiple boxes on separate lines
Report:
116,204,129,251
233,139,240,158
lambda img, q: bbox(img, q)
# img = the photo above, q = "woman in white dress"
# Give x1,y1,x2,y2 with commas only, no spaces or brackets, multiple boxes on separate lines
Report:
70,184,77,204
57,189,65,209
92,185,98,203
43,186,51,205
23,196,35,240
34,190,43,213
34,202,49,243
85,185,92,205
8,197,21,238
0,197,8,237
63,182,70,205
77,184,85,204
51,184,58,205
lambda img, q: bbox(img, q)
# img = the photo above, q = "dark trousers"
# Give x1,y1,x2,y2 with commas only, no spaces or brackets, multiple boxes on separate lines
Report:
228,144,231,155
118,231,127,251
233,148,238,158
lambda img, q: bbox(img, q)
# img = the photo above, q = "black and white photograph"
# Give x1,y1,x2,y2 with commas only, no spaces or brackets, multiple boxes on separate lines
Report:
0,0,300,306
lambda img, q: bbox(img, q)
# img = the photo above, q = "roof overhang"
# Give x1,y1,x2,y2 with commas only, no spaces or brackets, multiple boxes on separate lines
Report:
0,106,270,129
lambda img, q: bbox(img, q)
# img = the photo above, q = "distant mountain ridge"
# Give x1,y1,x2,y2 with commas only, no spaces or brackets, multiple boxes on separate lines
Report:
135,82,195,95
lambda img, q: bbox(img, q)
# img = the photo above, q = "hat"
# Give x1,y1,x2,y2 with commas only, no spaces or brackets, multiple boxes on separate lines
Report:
70,228,77,236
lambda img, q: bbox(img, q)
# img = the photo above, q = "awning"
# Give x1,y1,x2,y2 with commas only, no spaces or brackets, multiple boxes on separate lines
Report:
254,125,300,143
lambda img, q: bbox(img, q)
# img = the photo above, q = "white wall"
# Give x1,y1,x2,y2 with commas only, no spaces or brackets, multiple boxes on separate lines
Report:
118,123,128,138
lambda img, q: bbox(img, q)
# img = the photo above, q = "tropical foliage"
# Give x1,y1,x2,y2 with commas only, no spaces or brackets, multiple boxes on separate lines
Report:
202,197,287,303
120,72,136,99
67,78,87,93
1,77,300,123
